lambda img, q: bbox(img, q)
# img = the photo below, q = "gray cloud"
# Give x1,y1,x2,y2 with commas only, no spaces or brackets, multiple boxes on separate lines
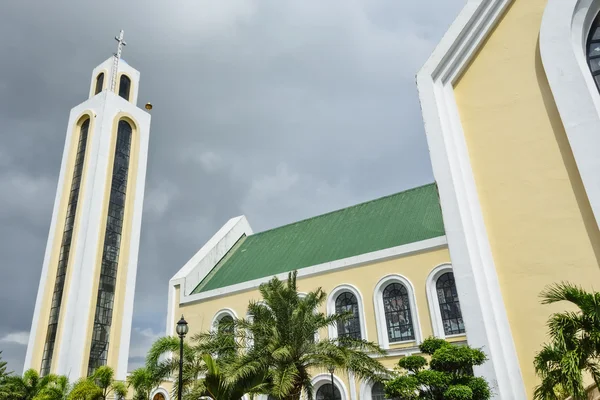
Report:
0,0,465,374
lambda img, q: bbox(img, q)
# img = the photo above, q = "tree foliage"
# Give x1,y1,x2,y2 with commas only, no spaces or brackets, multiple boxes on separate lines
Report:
127,366,163,400
534,282,600,400
0,369,70,400
384,337,491,400
148,271,389,400
68,366,126,400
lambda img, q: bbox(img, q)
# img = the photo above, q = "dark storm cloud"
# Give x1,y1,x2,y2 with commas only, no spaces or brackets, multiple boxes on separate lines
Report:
0,0,465,372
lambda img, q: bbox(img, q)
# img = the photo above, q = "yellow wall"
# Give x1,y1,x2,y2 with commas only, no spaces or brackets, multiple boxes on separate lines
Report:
453,0,600,395
173,246,462,397
30,113,95,373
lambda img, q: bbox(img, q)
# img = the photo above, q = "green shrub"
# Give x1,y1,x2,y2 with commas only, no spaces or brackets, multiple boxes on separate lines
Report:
444,385,473,400
398,355,427,373
384,338,491,400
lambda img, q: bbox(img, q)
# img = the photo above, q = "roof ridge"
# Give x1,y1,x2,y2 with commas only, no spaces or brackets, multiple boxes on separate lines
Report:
250,182,437,237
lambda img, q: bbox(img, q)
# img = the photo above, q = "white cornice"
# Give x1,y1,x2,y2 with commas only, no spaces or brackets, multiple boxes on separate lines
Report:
416,0,526,398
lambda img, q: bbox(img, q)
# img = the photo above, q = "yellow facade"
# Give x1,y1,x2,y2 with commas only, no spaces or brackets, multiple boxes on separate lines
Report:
453,0,600,395
172,246,466,397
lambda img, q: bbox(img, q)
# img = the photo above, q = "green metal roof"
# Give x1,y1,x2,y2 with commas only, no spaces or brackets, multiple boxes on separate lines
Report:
192,183,445,294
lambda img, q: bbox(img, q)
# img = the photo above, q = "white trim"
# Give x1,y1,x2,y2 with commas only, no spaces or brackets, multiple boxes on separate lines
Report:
178,236,446,305
540,0,600,230
117,102,151,380
211,308,237,331
311,373,349,400
167,216,252,338
425,263,466,339
359,380,385,400
348,371,357,400
372,274,422,349
150,387,170,400
416,0,525,398
326,284,368,341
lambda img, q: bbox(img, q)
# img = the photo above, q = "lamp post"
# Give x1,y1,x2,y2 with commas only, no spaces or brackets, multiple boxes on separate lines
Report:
176,315,189,400
327,365,335,400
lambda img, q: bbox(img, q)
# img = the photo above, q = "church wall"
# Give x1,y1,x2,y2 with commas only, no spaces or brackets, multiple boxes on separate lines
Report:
172,246,459,398
453,0,600,394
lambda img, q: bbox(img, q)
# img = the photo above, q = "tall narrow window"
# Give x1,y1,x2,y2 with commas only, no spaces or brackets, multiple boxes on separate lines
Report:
436,272,465,335
371,382,386,400
316,384,341,400
587,15,600,90
40,119,90,376
383,283,414,342
87,120,132,376
335,292,361,339
94,73,104,95
118,75,131,100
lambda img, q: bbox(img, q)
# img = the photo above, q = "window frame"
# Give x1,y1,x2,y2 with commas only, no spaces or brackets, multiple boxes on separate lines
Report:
326,284,368,341
373,274,421,349
426,264,465,339
311,373,348,400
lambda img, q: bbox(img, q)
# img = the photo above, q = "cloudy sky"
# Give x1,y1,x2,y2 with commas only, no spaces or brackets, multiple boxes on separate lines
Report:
0,0,465,374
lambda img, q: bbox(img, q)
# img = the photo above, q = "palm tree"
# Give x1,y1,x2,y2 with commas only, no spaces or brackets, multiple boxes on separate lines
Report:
127,366,163,400
534,282,600,400
146,336,208,398
185,354,269,400
34,375,71,400
0,351,10,380
69,366,127,400
204,271,388,400
0,369,67,400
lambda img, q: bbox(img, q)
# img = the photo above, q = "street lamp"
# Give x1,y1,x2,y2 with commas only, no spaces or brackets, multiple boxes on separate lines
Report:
176,315,189,400
327,365,335,400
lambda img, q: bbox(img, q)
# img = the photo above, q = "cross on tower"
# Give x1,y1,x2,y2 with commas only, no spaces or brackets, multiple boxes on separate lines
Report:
110,30,127,92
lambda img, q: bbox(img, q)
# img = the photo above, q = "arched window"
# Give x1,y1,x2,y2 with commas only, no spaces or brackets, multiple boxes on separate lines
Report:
152,394,165,400
118,75,131,100
383,283,414,343
371,382,386,400
316,384,341,400
587,14,600,91
95,73,104,95
217,314,234,334
87,120,132,376
40,118,90,376
335,292,361,339
436,272,465,335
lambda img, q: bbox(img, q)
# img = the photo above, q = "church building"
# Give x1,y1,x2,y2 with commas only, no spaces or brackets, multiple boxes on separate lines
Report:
161,0,600,399
24,32,151,381
22,0,600,399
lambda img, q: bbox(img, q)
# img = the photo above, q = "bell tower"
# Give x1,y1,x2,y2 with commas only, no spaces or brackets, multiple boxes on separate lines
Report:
24,31,151,380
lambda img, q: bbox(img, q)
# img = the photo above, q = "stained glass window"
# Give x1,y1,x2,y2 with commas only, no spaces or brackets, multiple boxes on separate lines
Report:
118,75,131,100
95,73,104,95
371,382,386,400
87,120,132,376
316,384,341,400
335,292,361,339
383,283,414,342
436,272,465,335
40,119,90,376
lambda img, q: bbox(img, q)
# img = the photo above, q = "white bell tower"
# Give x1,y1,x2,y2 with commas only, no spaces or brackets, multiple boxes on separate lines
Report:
24,31,151,381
